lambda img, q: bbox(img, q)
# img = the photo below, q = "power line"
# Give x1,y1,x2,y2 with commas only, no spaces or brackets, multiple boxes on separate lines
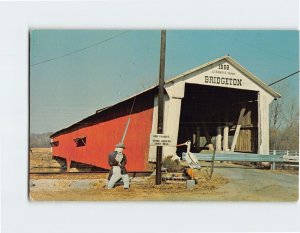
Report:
268,71,299,86
30,30,129,67
215,31,297,64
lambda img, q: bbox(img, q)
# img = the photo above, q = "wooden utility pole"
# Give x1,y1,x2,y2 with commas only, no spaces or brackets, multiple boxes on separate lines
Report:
156,30,166,185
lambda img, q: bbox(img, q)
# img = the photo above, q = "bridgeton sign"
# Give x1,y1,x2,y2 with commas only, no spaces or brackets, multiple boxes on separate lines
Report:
204,63,242,87
188,62,251,89
204,76,242,86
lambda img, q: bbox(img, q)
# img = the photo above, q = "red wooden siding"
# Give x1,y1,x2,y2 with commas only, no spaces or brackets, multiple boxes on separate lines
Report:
52,91,154,171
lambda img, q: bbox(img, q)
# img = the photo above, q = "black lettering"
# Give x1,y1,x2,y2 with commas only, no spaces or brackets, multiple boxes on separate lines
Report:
205,76,242,86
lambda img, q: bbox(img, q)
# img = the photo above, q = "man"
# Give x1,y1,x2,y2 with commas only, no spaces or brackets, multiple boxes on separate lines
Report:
107,142,130,189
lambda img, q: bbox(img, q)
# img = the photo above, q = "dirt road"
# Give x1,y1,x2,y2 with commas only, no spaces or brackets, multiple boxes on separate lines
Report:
29,163,298,201
211,164,298,201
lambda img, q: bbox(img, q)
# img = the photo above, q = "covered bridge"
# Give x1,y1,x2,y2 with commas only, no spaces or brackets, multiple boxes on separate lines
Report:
50,55,280,171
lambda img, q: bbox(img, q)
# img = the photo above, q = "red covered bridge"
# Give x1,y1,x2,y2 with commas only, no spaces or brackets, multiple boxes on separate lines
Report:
50,88,155,171
50,56,280,172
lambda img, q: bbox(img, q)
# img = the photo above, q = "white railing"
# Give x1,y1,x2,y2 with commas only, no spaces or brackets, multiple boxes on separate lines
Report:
270,150,299,156
270,150,299,163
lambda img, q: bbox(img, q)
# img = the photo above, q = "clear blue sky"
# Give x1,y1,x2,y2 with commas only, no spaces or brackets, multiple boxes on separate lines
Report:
30,30,299,133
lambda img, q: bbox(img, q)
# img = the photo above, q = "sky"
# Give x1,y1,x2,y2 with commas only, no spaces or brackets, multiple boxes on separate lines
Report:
30,30,299,134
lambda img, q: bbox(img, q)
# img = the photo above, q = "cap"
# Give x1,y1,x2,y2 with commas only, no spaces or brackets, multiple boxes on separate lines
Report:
115,142,125,149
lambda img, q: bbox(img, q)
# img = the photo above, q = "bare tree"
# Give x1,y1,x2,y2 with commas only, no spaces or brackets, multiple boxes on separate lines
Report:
280,99,299,150
269,84,299,151
270,98,283,150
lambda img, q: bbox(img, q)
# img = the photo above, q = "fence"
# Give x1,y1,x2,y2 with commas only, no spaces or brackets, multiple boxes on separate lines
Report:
270,150,299,163
270,150,298,156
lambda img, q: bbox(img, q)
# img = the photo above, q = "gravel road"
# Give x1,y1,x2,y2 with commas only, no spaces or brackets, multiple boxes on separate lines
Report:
211,163,298,201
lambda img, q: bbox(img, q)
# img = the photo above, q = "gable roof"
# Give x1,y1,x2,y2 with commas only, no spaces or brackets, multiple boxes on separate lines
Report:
95,55,280,113
50,55,280,138
167,55,281,98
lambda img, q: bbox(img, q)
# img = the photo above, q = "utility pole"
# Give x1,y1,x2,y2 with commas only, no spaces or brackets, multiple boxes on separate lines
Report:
156,30,166,185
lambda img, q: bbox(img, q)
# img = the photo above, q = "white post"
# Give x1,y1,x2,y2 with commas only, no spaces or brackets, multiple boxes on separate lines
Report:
216,126,222,151
223,125,229,151
163,97,183,157
196,126,200,151
50,138,53,153
272,150,276,170
192,133,196,146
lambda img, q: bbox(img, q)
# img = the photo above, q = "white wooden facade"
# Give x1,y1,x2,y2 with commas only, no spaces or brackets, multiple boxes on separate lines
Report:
148,56,281,161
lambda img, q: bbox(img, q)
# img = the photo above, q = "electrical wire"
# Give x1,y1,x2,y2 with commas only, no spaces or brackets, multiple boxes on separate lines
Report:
30,30,129,67
268,71,299,86
215,31,297,64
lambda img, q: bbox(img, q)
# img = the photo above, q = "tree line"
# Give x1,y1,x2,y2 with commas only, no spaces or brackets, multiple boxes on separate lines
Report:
269,85,299,151
30,132,53,148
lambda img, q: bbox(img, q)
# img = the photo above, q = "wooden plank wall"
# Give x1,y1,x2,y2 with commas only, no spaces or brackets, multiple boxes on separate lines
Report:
236,103,258,152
